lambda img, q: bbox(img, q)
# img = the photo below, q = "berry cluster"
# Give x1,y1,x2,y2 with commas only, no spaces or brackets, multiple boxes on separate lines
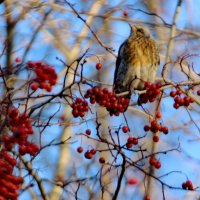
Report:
170,89,194,109
84,86,130,116
0,150,23,200
126,137,138,148
84,148,96,159
71,98,89,118
27,61,57,92
144,120,168,134
2,107,39,156
182,180,194,190
77,147,105,164
149,155,161,169
138,82,161,105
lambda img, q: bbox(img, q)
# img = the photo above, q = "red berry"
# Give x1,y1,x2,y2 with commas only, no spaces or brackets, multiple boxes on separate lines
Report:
189,97,194,103
127,137,133,143
77,147,83,153
79,111,85,117
72,109,79,118
149,156,156,165
15,57,21,63
132,138,138,145
176,89,182,95
144,195,151,200
153,135,159,142
156,112,162,118
182,182,187,189
174,96,181,104
162,126,168,134
82,100,88,106
45,85,52,92
117,104,123,110
99,157,105,164
185,180,193,190
85,129,91,135
96,63,102,70
76,98,82,103
126,142,133,148
188,184,194,190
123,11,128,17
93,86,100,94
173,103,180,109
144,125,150,132
156,82,162,88
170,91,176,97
27,61,36,68
90,149,96,155
197,90,200,96
102,88,109,94
84,151,93,159
144,82,151,89
150,84,156,90
149,97,156,102
154,161,161,169
127,177,138,185
31,83,39,91
122,126,129,133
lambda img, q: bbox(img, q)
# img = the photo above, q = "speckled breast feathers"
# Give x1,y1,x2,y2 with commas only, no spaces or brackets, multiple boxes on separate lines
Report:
114,25,160,94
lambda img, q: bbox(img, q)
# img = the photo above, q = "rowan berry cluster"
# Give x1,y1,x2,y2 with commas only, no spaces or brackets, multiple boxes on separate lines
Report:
27,61,57,92
2,107,39,156
170,89,194,109
84,86,130,116
149,155,161,169
138,82,161,105
182,180,194,190
144,120,168,135
71,98,89,118
77,146,105,163
0,150,23,200
126,136,138,148
84,148,96,159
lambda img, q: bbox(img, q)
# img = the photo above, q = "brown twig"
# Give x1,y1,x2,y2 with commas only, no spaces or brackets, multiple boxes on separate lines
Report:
64,0,117,58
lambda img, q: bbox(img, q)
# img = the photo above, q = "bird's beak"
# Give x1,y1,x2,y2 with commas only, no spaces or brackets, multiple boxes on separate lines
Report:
128,23,136,30
128,24,136,34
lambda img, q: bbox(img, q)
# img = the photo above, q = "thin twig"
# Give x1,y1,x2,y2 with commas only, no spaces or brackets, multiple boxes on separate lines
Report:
165,0,183,63
64,0,116,57
112,153,126,200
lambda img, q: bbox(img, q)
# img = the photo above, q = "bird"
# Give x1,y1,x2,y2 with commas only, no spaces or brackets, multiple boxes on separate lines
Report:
113,24,160,104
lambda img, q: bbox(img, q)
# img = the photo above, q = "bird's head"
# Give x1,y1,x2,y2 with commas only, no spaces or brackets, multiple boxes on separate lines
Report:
129,24,150,38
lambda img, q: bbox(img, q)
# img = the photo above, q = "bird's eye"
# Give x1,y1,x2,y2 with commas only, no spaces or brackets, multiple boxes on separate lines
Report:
137,28,144,33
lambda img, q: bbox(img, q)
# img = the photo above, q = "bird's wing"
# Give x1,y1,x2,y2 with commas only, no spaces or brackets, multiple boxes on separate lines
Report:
114,41,125,84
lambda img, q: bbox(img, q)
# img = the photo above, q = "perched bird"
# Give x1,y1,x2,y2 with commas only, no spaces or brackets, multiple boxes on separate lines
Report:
113,24,160,103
